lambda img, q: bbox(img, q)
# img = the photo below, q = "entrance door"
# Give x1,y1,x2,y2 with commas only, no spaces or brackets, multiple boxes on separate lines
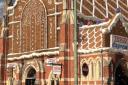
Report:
25,68,36,85
25,78,35,85
50,79,59,85
115,61,128,85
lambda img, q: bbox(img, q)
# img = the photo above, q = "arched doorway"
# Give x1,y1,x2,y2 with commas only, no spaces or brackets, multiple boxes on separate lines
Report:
115,60,128,85
25,68,36,85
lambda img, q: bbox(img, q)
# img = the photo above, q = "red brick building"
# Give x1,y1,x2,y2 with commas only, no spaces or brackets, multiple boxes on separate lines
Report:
0,0,128,85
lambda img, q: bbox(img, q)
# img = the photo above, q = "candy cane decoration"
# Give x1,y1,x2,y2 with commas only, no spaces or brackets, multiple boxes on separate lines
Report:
116,0,119,8
127,0,128,6
80,0,83,13
105,0,108,18
93,0,95,17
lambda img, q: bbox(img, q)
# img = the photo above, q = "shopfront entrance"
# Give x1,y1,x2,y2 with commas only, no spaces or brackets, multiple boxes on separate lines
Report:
115,59,128,85
25,68,36,85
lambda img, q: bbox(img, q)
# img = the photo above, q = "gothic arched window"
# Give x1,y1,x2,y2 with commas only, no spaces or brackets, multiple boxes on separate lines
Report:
21,0,47,52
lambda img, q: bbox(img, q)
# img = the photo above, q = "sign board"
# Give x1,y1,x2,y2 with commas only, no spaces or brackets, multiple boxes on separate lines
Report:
45,58,57,65
110,35,128,50
53,64,61,74
45,58,59,66
7,63,17,68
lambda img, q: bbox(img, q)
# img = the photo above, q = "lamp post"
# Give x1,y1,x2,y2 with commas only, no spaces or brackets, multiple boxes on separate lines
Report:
73,0,78,85
2,0,8,85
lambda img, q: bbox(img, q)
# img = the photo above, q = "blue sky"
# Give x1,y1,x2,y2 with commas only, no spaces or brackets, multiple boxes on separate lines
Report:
0,0,3,19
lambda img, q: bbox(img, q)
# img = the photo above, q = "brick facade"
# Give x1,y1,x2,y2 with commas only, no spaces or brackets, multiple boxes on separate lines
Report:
0,0,128,85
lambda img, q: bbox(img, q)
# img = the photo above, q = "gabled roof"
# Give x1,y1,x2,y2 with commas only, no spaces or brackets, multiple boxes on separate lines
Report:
102,13,128,34
78,13,128,51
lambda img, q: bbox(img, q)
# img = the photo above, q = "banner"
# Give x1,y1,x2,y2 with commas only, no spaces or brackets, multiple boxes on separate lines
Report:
110,35,128,50
45,58,58,66
53,64,61,74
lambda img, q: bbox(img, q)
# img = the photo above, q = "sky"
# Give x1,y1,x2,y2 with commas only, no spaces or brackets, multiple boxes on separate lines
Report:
0,0,3,19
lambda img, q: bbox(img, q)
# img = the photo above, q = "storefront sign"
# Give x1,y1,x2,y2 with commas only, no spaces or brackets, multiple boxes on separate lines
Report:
53,64,61,74
110,35,128,50
7,63,17,68
45,58,57,64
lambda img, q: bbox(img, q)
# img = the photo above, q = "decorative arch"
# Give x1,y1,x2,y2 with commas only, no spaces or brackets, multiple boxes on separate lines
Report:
22,64,37,80
27,67,36,78
22,58,42,84
80,58,95,80
87,58,94,80
20,0,47,52
90,61,94,80
81,58,89,65
95,59,102,80
24,66,37,85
